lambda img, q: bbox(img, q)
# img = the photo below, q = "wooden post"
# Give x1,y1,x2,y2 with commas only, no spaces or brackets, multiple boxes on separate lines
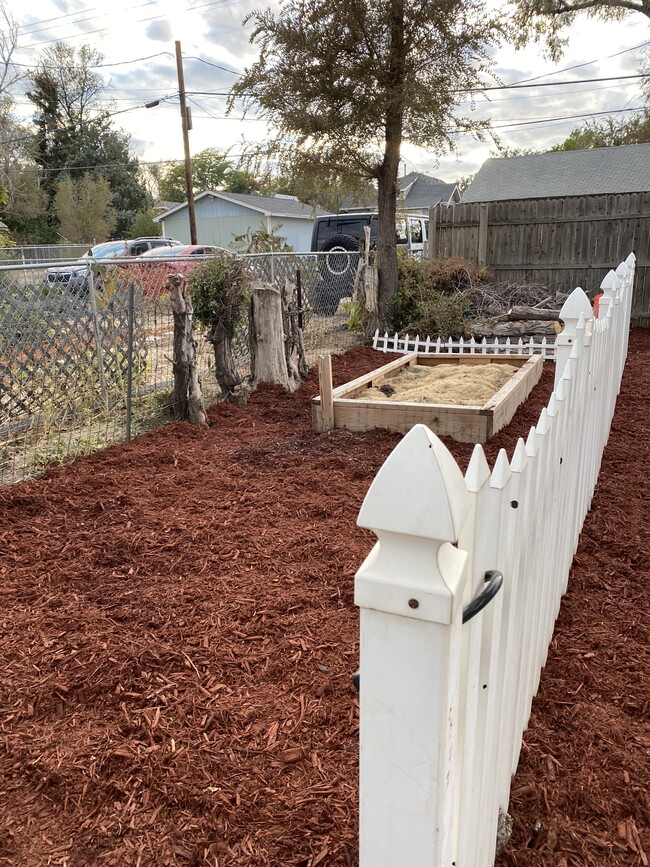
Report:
427,205,437,259
318,355,334,431
555,286,594,389
356,424,470,866
478,203,489,268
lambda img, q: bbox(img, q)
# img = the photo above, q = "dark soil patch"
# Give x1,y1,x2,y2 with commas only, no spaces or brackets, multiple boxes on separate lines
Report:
1,333,648,866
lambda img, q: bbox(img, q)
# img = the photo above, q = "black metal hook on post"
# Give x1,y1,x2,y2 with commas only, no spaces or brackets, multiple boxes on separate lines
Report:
352,570,504,693
462,570,503,624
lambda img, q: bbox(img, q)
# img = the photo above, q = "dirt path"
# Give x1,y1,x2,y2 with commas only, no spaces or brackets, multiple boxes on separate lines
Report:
0,331,647,866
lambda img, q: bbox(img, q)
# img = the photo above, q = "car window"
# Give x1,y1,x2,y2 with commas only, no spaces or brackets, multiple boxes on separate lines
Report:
409,218,423,244
88,242,128,259
396,218,408,245
129,242,149,256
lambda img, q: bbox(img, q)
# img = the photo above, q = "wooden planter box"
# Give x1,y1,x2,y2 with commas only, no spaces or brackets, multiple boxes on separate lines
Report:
313,353,544,443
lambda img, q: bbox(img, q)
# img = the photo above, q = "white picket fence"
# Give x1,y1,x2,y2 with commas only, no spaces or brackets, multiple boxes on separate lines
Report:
355,254,635,867
372,330,557,360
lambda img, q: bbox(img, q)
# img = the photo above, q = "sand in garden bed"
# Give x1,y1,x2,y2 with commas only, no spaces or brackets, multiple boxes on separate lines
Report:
356,362,519,406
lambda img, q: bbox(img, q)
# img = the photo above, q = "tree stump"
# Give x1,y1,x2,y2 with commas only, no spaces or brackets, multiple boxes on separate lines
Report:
355,225,379,340
165,273,209,427
250,281,302,391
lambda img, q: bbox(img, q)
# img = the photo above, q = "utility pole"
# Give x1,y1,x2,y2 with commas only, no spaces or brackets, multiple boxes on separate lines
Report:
175,40,197,244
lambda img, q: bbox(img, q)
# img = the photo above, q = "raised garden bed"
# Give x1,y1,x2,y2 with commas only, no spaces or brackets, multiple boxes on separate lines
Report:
312,352,543,442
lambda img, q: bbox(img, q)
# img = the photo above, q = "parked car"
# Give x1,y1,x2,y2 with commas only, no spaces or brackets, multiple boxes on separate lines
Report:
136,244,226,296
43,237,183,294
309,212,429,314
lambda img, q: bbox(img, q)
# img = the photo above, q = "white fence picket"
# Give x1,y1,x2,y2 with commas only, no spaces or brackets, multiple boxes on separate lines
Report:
357,254,635,867
372,330,557,359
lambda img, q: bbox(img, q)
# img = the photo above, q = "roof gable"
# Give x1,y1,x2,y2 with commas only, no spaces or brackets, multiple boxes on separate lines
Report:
463,144,650,202
156,191,327,221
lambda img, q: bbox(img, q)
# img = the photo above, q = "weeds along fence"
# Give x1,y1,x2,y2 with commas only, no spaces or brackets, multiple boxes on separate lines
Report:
0,251,361,485
355,254,635,867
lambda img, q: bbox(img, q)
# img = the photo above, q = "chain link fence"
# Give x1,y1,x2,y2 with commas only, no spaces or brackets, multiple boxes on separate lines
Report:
0,250,363,485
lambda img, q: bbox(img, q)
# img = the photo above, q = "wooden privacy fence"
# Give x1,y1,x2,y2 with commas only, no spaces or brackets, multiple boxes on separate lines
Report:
355,254,635,866
428,195,649,326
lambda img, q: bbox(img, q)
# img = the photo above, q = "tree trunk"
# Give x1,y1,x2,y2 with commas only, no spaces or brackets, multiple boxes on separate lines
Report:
282,276,309,381
166,274,209,427
209,321,240,402
250,281,299,390
357,226,379,340
376,0,405,332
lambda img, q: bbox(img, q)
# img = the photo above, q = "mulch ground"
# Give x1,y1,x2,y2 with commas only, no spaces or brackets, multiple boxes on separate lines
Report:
1,330,648,867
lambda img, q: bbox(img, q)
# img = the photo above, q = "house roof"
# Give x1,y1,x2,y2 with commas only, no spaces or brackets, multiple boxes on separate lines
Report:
463,144,650,202
155,191,328,221
340,172,459,212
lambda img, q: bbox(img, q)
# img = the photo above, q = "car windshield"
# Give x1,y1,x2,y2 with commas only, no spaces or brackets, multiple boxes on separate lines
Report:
83,241,129,259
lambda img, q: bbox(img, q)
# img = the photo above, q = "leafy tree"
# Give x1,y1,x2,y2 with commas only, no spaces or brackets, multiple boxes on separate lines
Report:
550,113,650,150
158,149,232,201
512,0,650,61
54,173,116,243
231,0,504,328
27,42,149,239
222,168,263,194
131,208,162,238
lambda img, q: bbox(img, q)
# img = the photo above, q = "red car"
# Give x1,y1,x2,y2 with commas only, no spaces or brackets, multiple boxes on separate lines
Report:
137,244,226,296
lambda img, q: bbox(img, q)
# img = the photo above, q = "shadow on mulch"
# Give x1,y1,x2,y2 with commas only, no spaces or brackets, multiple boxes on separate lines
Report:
0,332,648,866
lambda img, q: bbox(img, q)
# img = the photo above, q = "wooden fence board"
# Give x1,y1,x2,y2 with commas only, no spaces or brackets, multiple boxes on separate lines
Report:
431,194,650,325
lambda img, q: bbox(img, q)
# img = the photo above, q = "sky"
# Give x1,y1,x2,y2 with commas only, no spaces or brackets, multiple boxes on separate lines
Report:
6,0,650,188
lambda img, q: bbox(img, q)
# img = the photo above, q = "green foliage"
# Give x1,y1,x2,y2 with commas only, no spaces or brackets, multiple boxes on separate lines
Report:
130,209,162,238
26,43,149,239
188,251,250,338
159,149,233,201
511,0,649,62
54,173,117,243
222,168,262,194
231,223,293,253
394,256,491,339
549,113,650,151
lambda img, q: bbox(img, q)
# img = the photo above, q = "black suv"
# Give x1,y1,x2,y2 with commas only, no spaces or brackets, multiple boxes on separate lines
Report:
43,237,183,293
309,212,429,314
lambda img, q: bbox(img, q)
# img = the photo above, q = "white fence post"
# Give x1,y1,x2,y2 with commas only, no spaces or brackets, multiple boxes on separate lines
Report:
356,424,471,867
555,287,593,389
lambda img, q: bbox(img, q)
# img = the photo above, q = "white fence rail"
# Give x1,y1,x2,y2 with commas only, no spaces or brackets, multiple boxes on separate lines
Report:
372,329,557,359
356,254,635,867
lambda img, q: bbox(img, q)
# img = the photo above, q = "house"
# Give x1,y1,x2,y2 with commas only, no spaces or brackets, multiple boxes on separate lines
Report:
463,143,650,202
154,191,328,251
340,172,461,215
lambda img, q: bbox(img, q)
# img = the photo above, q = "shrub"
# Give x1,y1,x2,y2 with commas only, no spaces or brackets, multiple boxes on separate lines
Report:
394,255,492,339
189,251,250,338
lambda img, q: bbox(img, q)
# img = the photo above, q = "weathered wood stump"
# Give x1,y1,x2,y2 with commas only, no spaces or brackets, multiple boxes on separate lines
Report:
165,273,209,427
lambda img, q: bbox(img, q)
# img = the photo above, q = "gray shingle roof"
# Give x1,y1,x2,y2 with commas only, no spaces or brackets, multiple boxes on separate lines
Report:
463,144,650,203
339,172,458,212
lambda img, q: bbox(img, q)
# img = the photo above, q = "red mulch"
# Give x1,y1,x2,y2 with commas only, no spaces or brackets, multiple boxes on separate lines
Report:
0,332,648,867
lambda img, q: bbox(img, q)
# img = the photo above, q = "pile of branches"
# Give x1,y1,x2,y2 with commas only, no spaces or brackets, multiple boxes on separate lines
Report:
396,257,571,340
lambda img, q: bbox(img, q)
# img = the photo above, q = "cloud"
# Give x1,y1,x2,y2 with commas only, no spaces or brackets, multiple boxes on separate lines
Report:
145,19,173,43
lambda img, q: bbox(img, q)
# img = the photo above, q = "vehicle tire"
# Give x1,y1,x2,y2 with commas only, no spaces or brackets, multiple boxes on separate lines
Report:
315,234,359,315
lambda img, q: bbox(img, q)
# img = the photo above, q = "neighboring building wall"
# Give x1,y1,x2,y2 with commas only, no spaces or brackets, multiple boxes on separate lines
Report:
429,194,650,326
159,209,314,252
